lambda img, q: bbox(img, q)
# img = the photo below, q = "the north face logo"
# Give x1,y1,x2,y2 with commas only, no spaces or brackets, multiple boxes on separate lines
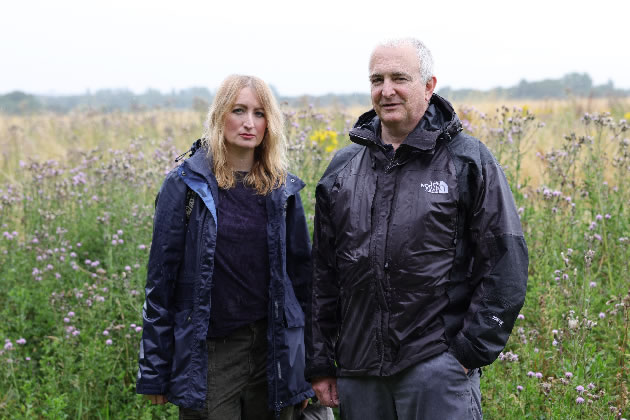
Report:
420,181,449,194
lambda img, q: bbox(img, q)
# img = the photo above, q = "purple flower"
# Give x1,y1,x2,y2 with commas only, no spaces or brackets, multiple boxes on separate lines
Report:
4,342,13,350
105,339,113,346
565,372,573,379
16,338,26,345
589,282,597,288
599,312,606,319
103,330,109,336
135,326,142,333
527,371,535,377
517,314,525,320
67,311,75,317
138,244,146,250
517,385,523,392
63,317,70,323
594,234,602,241
25,357,31,361
576,385,585,393
576,397,584,404
552,340,558,346
72,330,80,336
587,382,595,389
595,214,603,221
535,372,543,379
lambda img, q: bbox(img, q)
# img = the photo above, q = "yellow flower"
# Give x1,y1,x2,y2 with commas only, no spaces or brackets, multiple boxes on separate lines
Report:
624,111,630,121
310,130,339,153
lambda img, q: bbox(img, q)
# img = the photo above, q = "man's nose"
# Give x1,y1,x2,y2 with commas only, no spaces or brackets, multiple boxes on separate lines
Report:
382,79,395,97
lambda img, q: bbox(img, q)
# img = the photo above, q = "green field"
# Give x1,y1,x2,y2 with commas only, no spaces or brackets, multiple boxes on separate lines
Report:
0,100,628,419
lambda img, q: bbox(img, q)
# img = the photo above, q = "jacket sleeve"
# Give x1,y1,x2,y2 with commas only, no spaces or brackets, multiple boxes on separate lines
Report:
136,169,188,395
285,191,313,315
448,148,528,369
305,181,339,380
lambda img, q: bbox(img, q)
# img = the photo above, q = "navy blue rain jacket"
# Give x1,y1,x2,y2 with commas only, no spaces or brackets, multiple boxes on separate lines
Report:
136,148,314,412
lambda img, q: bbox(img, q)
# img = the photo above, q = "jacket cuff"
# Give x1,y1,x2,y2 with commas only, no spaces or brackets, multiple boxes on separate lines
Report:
448,333,481,370
136,381,169,395
305,363,337,382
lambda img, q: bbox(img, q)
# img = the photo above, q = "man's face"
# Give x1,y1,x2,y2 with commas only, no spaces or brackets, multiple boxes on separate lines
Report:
369,45,436,133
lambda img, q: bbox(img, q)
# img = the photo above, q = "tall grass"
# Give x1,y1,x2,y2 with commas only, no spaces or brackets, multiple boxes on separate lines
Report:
0,100,628,419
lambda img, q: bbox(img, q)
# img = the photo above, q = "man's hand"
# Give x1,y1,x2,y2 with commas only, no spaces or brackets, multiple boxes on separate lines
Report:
312,376,339,408
144,394,168,405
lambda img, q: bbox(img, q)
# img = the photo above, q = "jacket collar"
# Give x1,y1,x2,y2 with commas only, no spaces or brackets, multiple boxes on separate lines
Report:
348,93,463,152
182,144,304,196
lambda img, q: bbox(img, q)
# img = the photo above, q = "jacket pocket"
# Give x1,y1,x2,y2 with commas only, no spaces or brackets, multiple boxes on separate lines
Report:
170,308,194,388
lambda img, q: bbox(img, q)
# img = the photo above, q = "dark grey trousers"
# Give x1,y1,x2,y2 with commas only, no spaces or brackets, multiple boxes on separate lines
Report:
179,319,332,420
337,351,482,420
179,319,294,420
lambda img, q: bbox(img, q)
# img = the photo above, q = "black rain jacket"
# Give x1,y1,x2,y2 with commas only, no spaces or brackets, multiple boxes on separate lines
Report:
136,147,314,411
305,94,528,378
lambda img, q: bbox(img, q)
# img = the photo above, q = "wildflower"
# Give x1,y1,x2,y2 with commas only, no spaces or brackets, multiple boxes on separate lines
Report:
138,244,146,250
111,240,117,246
593,234,602,241
135,326,142,333
565,372,573,379
599,312,605,319
103,330,109,336
72,330,80,336
517,385,523,392
552,340,558,346
70,252,77,258
589,281,597,288
68,311,75,317
85,259,91,265
595,214,603,221
25,357,31,361
535,372,543,379
117,229,123,235
125,266,131,272
576,385,585,393
130,324,136,328
576,397,584,404
118,239,124,244
16,338,26,345
605,214,611,219
527,371,535,377
568,319,579,329
517,314,525,320
587,383,596,389
63,317,70,323
105,339,113,345
4,342,13,350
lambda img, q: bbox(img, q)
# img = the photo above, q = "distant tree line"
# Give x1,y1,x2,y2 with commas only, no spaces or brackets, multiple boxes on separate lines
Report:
438,72,628,102
1,73,628,115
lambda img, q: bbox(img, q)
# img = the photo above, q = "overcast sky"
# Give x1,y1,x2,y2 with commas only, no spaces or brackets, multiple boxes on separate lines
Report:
3,0,629,96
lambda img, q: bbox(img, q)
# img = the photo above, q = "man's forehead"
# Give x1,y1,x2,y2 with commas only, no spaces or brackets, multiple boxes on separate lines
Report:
369,45,418,73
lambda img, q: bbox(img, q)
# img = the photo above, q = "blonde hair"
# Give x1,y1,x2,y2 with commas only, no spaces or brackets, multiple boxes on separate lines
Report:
202,74,287,195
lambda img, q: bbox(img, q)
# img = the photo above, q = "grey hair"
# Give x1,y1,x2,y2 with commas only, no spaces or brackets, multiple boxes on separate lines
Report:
374,38,434,84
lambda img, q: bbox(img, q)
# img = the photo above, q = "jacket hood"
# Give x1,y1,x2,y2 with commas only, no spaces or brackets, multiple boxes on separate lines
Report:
349,93,463,152
182,143,304,196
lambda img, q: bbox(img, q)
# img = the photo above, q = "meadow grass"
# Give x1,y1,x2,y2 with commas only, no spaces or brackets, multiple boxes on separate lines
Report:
0,100,628,419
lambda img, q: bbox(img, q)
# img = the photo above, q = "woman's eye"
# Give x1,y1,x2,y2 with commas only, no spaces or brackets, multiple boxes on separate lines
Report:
255,111,265,118
232,108,244,114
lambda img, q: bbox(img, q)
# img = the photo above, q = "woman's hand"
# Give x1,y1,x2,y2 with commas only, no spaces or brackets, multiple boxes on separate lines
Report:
144,394,168,405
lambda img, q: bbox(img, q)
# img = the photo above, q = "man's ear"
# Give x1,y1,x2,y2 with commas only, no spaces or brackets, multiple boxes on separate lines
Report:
426,76,437,101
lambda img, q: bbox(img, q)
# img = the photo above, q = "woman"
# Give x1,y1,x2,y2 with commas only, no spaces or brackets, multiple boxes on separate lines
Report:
136,75,315,419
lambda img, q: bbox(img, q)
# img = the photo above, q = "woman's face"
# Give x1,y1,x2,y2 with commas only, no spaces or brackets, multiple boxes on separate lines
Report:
223,86,267,153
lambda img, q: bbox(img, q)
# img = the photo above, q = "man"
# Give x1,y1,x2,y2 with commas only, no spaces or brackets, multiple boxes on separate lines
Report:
305,38,528,419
